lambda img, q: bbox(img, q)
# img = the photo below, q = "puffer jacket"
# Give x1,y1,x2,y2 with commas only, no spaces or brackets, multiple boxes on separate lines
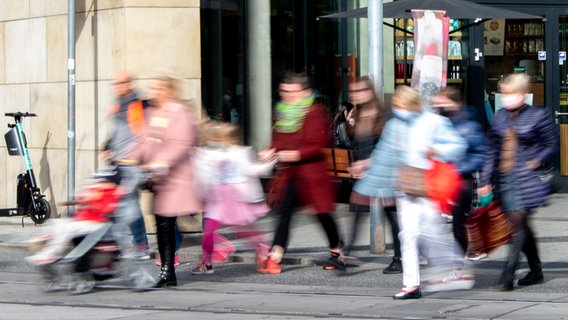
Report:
480,104,559,209
448,106,487,176
403,110,467,170
354,110,466,199
353,114,408,200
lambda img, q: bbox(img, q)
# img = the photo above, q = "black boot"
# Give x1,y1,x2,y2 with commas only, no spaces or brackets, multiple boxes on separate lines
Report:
517,270,544,286
499,229,525,291
518,227,544,286
155,264,177,287
383,256,403,274
522,225,543,274
154,216,177,288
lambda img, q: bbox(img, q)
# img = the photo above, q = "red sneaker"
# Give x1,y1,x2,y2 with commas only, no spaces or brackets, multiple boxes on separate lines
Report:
257,257,281,274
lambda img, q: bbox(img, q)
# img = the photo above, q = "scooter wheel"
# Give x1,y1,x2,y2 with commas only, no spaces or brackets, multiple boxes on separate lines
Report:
30,198,51,224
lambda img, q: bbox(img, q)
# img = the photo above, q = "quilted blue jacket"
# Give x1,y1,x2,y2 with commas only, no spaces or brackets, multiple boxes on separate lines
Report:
448,106,488,176
480,104,559,209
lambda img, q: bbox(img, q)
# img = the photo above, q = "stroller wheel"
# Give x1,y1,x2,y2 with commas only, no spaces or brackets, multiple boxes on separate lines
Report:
68,272,96,295
40,265,65,293
126,261,157,291
42,279,66,293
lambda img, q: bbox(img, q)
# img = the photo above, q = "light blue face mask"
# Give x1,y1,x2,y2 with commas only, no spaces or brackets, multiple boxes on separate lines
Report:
393,109,414,121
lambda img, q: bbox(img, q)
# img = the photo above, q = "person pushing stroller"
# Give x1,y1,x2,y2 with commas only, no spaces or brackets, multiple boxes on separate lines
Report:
26,169,124,266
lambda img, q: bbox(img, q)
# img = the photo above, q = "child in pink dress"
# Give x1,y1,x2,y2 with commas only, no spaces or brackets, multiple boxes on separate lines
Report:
192,122,276,274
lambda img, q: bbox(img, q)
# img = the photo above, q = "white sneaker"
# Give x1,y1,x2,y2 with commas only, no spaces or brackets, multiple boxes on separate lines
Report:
25,235,51,251
120,248,150,260
419,254,429,266
25,254,59,266
424,270,475,292
465,251,488,261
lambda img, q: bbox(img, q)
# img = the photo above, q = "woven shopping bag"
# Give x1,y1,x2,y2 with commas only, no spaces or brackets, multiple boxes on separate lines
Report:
467,199,512,254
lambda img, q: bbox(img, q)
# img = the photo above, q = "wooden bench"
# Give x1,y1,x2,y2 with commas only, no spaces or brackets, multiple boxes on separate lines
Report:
322,148,355,180
260,148,356,204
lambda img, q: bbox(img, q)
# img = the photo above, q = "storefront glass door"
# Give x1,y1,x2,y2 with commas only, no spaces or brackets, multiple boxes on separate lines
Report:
483,18,546,115
557,16,568,176
483,14,568,177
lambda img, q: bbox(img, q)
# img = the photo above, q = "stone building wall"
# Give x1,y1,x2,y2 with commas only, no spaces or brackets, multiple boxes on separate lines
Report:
0,0,202,231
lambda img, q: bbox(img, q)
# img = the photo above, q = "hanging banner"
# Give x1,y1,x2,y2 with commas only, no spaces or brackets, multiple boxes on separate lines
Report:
410,10,449,108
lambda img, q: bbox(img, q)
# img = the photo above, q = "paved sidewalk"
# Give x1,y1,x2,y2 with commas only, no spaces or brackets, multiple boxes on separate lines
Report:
3,194,568,319
0,203,370,266
2,193,568,271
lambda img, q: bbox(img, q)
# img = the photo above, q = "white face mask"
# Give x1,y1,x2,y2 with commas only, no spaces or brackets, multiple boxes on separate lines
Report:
393,109,414,120
500,94,525,110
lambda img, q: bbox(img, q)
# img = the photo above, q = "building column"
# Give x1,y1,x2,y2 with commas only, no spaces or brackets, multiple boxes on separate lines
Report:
247,0,272,150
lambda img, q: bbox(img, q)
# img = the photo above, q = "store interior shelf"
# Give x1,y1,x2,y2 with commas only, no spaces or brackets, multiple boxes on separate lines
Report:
395,79,463,84
395,56,463,61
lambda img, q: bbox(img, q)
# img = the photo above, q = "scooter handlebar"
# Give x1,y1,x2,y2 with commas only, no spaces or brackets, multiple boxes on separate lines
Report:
5,112,37,118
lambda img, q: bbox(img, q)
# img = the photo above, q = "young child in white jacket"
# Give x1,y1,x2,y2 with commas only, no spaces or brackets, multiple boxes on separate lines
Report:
192,122,276,274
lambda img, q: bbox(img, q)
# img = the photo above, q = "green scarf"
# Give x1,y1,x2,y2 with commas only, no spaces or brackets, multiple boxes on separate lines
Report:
274,94,315,133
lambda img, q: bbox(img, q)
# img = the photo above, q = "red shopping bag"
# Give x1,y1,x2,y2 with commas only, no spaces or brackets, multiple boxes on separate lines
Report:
467,200,512,254
426,160,462,214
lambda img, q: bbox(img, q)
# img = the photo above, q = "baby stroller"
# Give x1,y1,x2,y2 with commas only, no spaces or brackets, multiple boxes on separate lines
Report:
29,167,153,294
41,222,122,294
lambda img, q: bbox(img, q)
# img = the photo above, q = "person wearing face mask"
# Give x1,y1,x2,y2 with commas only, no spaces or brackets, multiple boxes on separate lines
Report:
353,86,469,299
391,86,468,299
431,87,487,262
478,73,558,291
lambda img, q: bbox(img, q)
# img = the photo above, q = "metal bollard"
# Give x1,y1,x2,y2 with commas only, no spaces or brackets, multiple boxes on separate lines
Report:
369,197,386,253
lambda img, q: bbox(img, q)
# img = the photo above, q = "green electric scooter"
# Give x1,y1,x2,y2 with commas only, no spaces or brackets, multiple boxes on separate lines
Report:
1,112,51,225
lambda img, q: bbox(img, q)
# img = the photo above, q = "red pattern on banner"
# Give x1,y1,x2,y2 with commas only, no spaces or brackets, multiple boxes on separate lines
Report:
410,10,449,106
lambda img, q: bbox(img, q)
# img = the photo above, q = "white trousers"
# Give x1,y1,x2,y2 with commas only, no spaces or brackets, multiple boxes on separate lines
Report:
37,219,104,259
396,195,461,288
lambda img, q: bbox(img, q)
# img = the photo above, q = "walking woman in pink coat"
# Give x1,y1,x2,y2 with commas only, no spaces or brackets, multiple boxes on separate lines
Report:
139,76,200,287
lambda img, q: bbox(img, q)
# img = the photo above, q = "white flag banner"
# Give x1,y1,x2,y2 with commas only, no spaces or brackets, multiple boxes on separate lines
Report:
410,10,449,108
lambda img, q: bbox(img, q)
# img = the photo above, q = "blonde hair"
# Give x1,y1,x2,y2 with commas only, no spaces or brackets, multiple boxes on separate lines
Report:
393,85,421,112
500,73,531,94
155,75,180,98
200,121,242,147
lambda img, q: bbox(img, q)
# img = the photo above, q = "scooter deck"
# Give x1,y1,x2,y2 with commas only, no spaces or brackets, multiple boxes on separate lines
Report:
57,222,114,264
0,208,24,217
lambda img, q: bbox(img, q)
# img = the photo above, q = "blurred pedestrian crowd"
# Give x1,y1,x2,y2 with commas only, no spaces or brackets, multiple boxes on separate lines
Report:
25,71,559,300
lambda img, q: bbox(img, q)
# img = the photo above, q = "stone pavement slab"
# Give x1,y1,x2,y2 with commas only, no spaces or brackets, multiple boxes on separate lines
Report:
2,194,568,273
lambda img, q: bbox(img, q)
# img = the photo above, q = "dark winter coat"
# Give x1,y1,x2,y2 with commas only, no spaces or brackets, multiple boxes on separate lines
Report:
448,106,488,176
480,104,559,209
270,102,336,213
